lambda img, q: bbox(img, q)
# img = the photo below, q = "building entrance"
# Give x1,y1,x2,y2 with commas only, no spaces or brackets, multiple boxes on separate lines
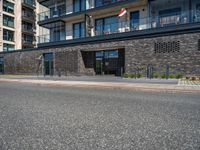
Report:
95,50,124,76
0,57,4,74
43,53,54,76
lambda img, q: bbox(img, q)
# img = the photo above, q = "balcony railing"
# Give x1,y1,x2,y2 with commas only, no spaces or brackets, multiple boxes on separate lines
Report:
22,0,36,7
38,0,127,22
22,39,36,45
38,10,200,44
22,12,36,20
22,26,36,33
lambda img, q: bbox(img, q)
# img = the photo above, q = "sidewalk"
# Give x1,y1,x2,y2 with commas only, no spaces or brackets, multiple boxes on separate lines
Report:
0,75,200,93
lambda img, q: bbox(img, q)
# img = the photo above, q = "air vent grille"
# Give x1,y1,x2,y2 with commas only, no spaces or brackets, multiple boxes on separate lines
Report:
154,41,180,54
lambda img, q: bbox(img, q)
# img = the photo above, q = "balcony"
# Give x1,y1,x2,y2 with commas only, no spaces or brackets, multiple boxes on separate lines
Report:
38,0,134,22
22,39,36,46
22,25,36,35
22,0,36,9
37,10,200,46
22,12,36,22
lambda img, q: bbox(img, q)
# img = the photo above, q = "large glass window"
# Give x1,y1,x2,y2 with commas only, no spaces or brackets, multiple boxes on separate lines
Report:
95,0,123,7
22,8,34,19
95,16,118,35
130,11,140,30
22,21,33,31
73,0,86,12
50,4,66,18
159,8,181,27
23,0,35,6
195,4,200,22
73,22,85,39
23,34,34,44
3,0,14,14
3,29,14,42
50,26,65,42
3,43,15,51
3,15,14,28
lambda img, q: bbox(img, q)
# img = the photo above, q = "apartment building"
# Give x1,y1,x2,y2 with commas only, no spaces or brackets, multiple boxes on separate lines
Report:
0,0,200,76
0,0,36,52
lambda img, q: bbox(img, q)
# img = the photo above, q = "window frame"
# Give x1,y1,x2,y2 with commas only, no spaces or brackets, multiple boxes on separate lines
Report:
3,14,14,28
73,22,86,39
3,0,14,14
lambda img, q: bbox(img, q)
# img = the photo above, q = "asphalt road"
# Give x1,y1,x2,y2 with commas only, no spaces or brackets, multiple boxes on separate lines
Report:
0,83,199,150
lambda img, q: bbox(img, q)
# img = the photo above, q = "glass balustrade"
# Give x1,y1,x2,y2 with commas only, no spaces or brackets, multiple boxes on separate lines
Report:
38,10,200,44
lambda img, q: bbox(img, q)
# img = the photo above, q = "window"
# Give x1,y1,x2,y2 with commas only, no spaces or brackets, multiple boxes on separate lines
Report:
73,0,86,12
95,16,118,35
50,4,66,18
104,50,118,58
159,8,182,27
3,0,14,14
22,8,34,19
198,39,200,51
95,0,124,7
50,26,65,42
22,21,33,31
195,4,200,22
73,22,85,39
23,34,34,44
3,29,14,42
3,43,15,51
23,0,35,6
130,11,140,30
3,15,14,28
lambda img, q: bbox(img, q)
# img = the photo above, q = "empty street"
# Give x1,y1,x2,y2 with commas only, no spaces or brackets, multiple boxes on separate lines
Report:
0,82,199,150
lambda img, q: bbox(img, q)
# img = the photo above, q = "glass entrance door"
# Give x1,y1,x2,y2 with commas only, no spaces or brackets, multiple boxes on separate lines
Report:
0,57,4,74
43,53,54,76
95,50,124,76
95,51,103,75
130,11,140,30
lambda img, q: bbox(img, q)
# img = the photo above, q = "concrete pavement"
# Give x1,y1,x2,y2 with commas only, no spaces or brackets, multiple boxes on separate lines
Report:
0,76,200,93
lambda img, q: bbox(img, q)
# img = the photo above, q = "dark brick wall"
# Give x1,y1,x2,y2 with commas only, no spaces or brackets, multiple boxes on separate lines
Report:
0,32,200,76
55,50,79,76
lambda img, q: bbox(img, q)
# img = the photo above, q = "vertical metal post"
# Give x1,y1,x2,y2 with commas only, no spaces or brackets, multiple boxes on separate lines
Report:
189,0,192,23
121,67,123,78
166,64,169,79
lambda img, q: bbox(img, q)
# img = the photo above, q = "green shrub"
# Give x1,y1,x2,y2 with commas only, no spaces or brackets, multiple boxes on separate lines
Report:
130,73,136,78
153,73,160,78
137,73,142,78
123,73,129,78
161,74,166,79
175,73,183,79
169,74,175,79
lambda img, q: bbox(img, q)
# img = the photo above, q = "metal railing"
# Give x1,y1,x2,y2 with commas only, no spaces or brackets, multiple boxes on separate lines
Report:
22,12,36,20
22,39,36,45
38,0,127,22
22,25,36,33
38,10,200,44
22,0,36,7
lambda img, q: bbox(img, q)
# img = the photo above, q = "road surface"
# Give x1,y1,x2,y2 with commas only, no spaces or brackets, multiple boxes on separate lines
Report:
0,82,199,150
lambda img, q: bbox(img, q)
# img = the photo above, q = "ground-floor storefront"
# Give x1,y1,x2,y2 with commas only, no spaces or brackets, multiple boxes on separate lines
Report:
0,32,200,77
